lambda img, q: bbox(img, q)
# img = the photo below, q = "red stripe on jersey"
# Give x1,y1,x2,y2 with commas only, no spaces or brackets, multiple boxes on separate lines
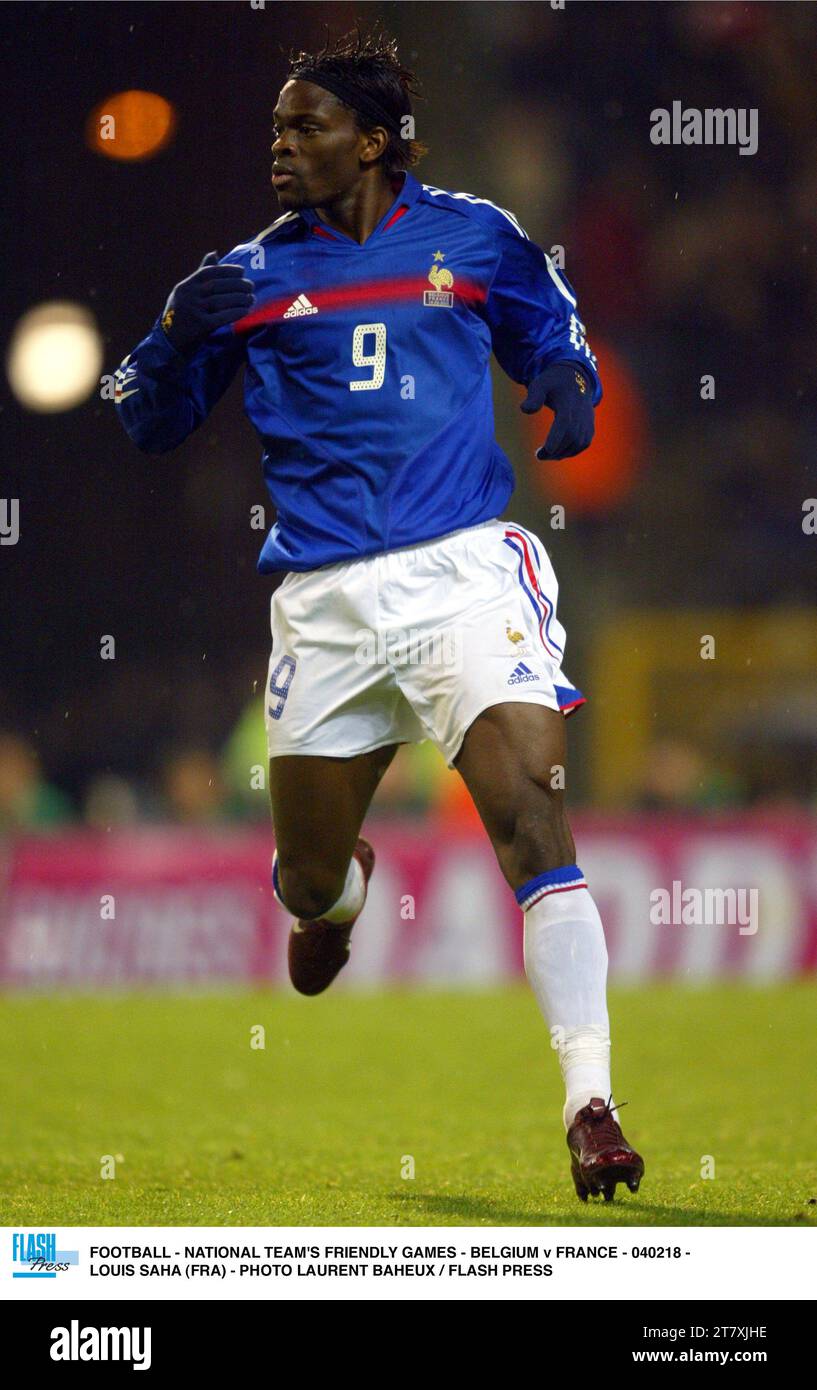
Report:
232,275,487,333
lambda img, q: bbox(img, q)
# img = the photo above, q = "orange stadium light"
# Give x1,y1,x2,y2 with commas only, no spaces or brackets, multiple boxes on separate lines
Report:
86,90,177,162
519,337,648,513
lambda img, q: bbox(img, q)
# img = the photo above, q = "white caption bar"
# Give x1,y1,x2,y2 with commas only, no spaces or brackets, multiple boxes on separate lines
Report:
3,1226,815,1301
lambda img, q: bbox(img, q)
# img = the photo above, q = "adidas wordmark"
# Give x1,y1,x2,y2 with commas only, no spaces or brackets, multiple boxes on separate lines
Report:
283,293,318,318
507,661,540,685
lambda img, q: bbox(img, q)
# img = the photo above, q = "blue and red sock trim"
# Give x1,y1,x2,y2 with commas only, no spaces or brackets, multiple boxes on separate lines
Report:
515,863,587,911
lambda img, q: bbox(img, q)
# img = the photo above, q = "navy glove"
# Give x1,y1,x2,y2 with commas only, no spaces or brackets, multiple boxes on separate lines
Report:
520,360,595,460
160,251,256,356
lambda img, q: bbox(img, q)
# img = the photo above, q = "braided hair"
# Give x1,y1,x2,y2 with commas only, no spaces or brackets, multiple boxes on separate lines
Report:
285,24,429,177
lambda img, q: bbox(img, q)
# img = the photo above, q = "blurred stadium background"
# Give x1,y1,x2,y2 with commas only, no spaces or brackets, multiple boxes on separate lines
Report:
1,2,817,1225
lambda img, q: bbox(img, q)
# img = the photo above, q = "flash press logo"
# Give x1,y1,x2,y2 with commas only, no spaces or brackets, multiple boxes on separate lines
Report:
50,1321,152,1372
12,1231,79,1279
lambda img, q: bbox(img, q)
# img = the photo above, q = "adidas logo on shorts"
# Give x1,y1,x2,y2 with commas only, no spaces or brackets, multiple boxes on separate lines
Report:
283,293,318,318
507,661,540,685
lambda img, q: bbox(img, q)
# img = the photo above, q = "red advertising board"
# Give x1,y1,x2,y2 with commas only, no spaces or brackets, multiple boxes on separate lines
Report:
1,816,815,986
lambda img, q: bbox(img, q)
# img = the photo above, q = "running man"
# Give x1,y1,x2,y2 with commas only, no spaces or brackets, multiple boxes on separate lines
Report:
114,29,644,1202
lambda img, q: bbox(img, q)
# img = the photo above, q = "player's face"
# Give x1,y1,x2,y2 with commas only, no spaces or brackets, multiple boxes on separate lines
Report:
271,80,372,209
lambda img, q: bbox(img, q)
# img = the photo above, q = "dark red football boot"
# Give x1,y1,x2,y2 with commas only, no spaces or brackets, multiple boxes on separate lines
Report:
566,1096,645,1203
287,838,375,996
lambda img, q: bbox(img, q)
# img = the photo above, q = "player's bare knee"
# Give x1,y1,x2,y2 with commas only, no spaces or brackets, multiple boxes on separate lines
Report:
278,862,346,921
500,777,574,876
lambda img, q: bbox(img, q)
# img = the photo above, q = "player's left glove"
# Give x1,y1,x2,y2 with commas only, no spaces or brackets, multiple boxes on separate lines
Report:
520,361,595,460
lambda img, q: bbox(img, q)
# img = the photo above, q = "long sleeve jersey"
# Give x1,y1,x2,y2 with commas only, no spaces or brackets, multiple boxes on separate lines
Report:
114,169,601,574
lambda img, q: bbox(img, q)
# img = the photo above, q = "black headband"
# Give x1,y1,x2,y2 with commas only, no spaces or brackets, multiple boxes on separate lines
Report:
289,67,405,139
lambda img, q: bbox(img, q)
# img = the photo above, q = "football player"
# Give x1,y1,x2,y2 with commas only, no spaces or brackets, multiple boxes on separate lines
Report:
115,28,643,1202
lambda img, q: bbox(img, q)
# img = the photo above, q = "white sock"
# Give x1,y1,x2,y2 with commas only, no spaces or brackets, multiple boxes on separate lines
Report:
519,867,613,1129
321,854,366,923
556,1026,613,1131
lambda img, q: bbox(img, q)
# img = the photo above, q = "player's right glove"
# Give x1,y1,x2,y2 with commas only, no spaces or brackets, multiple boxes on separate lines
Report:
160,251,255,357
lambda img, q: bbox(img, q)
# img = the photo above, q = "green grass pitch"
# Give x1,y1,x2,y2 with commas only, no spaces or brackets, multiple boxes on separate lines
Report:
1,984,815,1226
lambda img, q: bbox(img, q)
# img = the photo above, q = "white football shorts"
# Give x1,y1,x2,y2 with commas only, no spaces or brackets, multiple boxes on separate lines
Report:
264,517,585,769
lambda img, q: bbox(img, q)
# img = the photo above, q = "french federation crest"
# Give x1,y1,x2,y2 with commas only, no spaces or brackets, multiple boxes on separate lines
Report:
423,251,454,307
505,619,532,656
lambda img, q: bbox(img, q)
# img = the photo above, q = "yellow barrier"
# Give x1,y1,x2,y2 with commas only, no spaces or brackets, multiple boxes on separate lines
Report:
589,609,817,806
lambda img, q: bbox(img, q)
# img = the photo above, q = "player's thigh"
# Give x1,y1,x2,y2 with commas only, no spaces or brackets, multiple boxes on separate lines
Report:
269,743,398,876
453,702,575,877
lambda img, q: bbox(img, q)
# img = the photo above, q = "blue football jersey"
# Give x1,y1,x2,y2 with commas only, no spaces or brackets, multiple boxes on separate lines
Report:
114,169,601,574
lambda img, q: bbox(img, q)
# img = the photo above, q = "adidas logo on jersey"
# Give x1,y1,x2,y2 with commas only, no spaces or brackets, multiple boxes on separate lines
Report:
283,293,318,318
507,661,540,685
